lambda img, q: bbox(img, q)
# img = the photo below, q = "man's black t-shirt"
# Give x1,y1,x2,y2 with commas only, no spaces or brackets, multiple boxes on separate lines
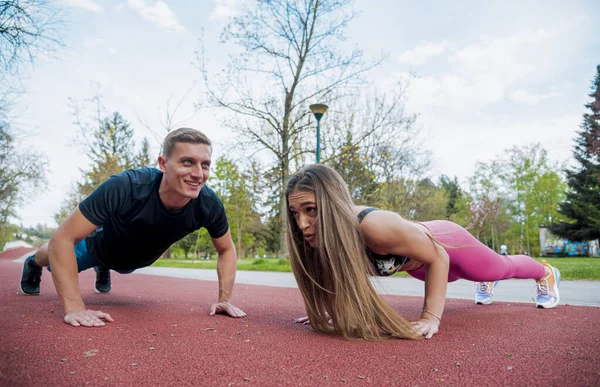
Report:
79,168,229,271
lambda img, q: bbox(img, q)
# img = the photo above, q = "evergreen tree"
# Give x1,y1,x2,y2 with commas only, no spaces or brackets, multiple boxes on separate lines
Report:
439,175,463,220
55,111,136,224
550,65,600,241
77,112,135,197
136,137,154,168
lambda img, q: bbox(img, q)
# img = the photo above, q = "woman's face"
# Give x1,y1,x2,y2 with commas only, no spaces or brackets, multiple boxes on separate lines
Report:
288,190,318,248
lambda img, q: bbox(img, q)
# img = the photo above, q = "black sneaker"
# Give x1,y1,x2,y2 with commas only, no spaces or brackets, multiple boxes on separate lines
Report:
20,255,42,295
94,266,111,293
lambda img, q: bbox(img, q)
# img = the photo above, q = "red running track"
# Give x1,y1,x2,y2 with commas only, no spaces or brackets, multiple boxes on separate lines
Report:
1,248,599,386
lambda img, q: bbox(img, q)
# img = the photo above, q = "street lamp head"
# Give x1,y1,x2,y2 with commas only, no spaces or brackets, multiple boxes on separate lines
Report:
309,103,329,120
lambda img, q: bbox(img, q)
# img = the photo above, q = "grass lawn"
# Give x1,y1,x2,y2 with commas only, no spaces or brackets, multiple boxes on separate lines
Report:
535,257,600,280
153,258,293,272
152,256,600,280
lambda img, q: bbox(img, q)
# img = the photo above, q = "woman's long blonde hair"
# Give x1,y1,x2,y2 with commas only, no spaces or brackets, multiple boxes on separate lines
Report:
285,164,421,340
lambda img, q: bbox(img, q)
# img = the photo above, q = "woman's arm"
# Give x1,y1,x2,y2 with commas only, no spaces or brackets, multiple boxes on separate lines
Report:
360,210,449,338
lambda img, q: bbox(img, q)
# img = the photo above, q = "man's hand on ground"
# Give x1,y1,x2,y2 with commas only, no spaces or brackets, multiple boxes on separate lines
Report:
209,301,246,318
64,309,114,327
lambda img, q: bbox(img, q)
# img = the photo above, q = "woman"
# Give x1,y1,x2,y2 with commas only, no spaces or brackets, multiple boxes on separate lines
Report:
285,164,560,341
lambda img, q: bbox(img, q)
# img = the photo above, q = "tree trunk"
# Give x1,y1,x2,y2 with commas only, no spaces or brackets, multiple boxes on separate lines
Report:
237,214,243,259
279,169,289,257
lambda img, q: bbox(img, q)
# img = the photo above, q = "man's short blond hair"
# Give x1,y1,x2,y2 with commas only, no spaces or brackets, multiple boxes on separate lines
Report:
162,128,212,157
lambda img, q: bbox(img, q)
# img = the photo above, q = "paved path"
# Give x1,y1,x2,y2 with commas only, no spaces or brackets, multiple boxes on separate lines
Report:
14,250,600,307
136,266,600,307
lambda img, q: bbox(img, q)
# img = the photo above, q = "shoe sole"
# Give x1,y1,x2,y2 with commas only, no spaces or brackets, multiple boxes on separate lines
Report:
536,267,561,309
19,258,40,296
19,283,40,296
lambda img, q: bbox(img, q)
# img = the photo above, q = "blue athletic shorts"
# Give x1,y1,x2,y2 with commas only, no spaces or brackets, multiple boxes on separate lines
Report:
47,239,135,274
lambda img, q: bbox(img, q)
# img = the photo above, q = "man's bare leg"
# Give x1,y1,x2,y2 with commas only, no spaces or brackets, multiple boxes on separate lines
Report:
33,243,49,266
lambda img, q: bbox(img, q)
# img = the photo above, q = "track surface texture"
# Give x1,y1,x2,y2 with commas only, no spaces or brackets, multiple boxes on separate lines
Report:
1,248,599,386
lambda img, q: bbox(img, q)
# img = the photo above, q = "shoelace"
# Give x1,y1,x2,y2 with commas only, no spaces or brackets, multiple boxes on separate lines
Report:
532,279,549,302
477,282,490,293
537,279,548,295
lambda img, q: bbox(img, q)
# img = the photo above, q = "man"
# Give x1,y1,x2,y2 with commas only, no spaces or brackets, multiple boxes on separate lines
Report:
20,127,246,327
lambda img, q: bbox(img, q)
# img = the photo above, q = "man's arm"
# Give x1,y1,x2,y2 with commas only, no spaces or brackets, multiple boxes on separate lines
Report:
208,229,246,318
48,207,114,327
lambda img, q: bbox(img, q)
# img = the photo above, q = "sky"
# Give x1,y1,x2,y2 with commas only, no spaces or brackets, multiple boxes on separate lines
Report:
11,0,600,228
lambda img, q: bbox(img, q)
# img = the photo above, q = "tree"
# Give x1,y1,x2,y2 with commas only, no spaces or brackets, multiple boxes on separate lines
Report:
77,112,136,197
551,65,600,241
0,1,64,232
368,140,433,217
55,90,137,224
53,184,81,225
326,131,376,202
439,175,464,220
0,120,47,228
409,179,448,221
198,0,380,255
176,232,197,259
212,157,259,258
530,171,566,227
136,137,154,168
468,144,566,254
320,83,429,206
1,0,64,93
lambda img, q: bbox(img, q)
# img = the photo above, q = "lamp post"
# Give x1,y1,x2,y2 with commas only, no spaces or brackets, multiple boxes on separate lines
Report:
309,103,328,163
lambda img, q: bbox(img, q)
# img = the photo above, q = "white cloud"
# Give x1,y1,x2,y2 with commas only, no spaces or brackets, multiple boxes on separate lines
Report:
127,0,184,32
426,114,579,181
509,89,560,105
404,73,508,112
210,0,241,21
84,38,105,47
452,36,537,81
397,41,448,65
61,0,103,13
397,21,577,112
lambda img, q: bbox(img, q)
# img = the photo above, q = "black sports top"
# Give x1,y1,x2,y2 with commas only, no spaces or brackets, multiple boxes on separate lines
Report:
357,207,411,276
79,168,229,271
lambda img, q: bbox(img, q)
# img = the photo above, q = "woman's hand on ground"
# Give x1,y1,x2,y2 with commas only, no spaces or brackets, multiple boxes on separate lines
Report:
64,309,114,327
294,316,310,324
294,316,334,325
411,318,440,339
209,301,247,318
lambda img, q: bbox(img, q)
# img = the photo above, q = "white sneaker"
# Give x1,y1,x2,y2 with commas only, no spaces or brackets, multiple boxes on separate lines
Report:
475,281,499,305
535,260,560,309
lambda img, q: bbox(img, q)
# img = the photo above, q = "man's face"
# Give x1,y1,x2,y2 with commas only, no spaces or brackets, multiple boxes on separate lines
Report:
158,142,212,201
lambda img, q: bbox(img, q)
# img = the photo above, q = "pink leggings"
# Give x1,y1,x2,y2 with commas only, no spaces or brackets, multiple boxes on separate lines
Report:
406,220,545,283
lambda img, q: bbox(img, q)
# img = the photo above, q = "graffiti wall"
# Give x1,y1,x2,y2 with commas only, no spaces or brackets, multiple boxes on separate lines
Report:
539,227,599,257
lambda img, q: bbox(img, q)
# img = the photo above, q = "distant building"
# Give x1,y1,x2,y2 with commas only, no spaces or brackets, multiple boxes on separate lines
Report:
3,240,33,251
539,227,599,257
